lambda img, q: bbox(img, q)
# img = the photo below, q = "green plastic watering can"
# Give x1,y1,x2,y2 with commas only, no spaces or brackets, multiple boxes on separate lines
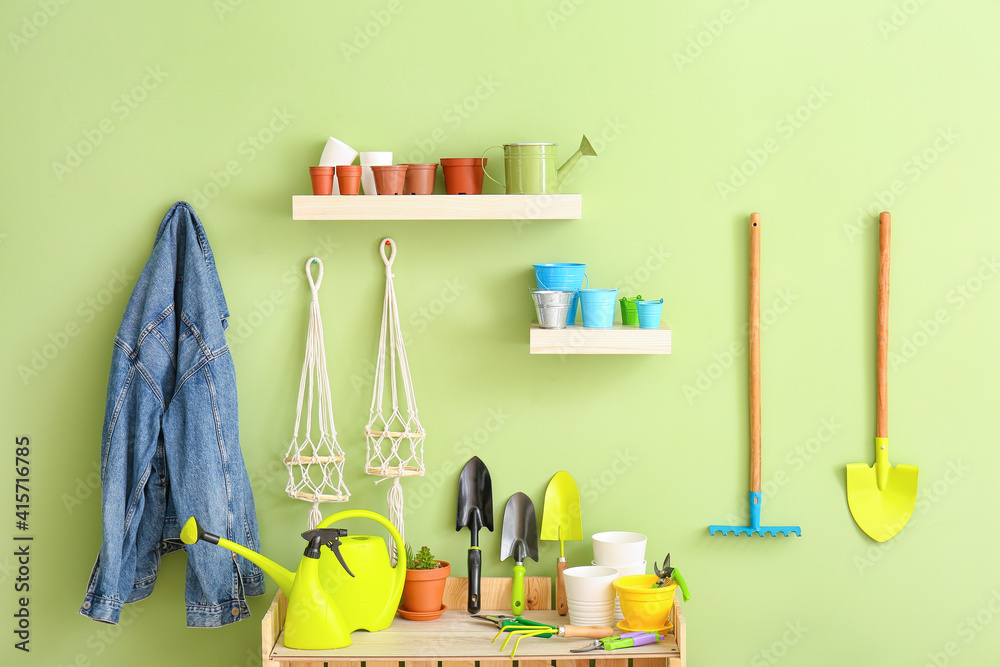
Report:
181,509,406,650
483,135,597,194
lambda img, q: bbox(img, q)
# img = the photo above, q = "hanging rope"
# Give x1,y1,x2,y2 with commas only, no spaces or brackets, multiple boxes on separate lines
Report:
365,239,426,563
285,257,349,529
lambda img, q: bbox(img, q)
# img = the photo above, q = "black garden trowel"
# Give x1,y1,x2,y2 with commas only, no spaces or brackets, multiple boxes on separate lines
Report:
456,456,494,614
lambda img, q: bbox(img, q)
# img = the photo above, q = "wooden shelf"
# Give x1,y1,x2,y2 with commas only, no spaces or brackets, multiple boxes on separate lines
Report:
292,194,582,220
262,576,686,667
529,324,672,355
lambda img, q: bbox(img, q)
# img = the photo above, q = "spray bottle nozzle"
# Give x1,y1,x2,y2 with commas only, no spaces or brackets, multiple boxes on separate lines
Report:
301,528,354,577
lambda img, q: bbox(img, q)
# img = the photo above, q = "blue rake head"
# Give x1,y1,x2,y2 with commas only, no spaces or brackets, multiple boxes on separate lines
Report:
709,492,801,537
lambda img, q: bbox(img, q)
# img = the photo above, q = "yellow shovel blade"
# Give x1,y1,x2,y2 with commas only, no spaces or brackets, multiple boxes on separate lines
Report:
847,440,919,542
539,471,582,543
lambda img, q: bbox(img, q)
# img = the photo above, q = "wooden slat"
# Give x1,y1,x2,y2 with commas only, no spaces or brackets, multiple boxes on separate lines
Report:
674,597,686,667
263,578,682,666
634,659,667,667
443,576,551,614
529,324,672,355
291,194,583,221
594,659,629,667
441,637,475,667
262,590,287,667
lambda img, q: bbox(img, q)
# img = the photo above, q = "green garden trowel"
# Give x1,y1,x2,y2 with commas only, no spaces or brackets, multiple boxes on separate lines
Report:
500,492,538,616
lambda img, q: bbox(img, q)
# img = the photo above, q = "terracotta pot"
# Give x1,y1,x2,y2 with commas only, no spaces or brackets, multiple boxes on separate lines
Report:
372,165,408,195
309,166,334,195
401,163,438,195
336,165,362,195
400,561,450,614
440,158,487,195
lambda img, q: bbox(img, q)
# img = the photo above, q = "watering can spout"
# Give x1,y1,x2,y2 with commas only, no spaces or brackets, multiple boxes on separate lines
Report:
181,517,296,593
556,134,597,188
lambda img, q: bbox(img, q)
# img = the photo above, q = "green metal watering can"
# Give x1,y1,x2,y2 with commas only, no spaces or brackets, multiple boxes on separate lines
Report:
482,135,597,194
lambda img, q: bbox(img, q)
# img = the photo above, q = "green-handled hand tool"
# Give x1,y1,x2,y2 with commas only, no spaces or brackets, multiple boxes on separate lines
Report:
500,492,538,616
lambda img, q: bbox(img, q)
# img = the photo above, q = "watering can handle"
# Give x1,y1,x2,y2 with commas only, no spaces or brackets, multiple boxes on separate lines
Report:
315,509,406,570
481,145,504,191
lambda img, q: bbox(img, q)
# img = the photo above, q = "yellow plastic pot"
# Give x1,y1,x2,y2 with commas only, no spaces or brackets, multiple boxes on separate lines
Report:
613,574,677,631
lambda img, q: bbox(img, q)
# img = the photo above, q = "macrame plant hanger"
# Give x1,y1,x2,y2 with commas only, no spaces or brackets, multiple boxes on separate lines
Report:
365,238,426,563
285,257,350,529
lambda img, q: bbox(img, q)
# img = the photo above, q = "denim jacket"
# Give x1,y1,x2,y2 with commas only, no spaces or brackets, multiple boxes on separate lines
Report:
80,202,264,628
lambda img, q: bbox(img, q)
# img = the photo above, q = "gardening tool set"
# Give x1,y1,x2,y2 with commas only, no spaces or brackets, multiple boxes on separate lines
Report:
177,205,917,656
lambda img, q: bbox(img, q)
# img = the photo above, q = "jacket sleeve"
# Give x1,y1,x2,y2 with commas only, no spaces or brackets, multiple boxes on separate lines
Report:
80,338,166,624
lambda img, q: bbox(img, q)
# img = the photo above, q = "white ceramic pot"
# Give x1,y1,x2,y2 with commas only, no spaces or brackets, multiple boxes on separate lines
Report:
318,136,358,196
360,151,393,195
592,531,647,567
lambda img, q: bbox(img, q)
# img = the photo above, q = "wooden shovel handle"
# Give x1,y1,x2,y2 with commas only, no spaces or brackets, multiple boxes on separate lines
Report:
556,559,568,615
749,213,762,493
563,625,615,639
877,212,890,438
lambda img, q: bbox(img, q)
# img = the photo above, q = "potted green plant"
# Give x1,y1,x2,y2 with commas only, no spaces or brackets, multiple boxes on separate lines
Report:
400,544,451,616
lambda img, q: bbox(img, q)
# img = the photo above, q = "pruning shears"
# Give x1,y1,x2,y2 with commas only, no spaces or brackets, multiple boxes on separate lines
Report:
654,553,691,602
570,631,664,653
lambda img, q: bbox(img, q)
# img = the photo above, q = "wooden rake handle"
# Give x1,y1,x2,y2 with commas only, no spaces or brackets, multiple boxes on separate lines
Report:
749,213,761,494
877,212,890,439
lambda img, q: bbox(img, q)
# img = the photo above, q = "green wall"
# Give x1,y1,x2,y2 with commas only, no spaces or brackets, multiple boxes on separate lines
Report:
2,1,999,665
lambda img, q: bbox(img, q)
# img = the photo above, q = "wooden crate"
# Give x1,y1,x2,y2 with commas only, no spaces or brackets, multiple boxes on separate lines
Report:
262,577,685,667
